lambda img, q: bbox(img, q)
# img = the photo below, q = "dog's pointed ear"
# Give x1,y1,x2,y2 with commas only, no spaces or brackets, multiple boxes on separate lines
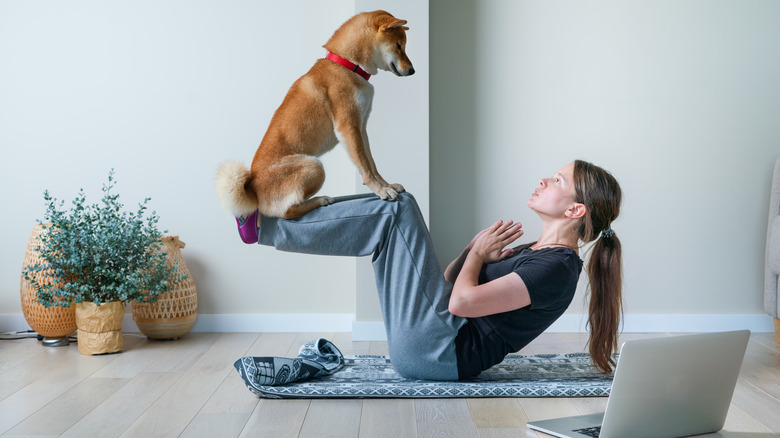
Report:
378,17,408,32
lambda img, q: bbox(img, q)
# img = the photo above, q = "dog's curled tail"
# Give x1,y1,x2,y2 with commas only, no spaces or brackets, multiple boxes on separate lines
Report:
215,160,258,217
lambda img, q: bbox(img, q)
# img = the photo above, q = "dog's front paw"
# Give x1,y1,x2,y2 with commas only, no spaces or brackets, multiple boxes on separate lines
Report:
376,186,400,201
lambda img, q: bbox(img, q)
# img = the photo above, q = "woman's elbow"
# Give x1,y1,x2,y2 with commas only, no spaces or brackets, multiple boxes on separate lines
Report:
448,298,473,317
448,301,464,317
449,284,481,317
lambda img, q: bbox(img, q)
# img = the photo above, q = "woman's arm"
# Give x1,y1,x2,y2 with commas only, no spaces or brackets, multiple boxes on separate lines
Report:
443,247,470,283
444,226,490,282
448,220,530,318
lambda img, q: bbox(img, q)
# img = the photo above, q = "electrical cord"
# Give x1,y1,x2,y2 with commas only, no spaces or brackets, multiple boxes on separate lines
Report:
1,330,36,335
0,330,77,342
0,330,39,341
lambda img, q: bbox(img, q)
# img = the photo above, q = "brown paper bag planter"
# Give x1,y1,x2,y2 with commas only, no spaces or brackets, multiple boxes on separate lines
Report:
132,235,198,340
75,301,124,355
20,224,77,346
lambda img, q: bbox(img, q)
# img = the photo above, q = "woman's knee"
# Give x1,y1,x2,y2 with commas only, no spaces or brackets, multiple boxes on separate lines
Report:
395,192,425,220
398,192,419,210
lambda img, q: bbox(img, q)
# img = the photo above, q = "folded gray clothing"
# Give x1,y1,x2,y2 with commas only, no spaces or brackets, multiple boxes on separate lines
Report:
234,338,345,387
297,338,345,372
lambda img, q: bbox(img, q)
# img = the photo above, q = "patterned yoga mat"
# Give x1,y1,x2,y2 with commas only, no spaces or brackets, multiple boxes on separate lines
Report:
236,352,614,399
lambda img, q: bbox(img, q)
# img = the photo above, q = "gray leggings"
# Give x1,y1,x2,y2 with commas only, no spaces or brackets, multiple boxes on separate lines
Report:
257,192,466,380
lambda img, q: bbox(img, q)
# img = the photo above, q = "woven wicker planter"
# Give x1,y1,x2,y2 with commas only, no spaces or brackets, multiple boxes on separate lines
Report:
20,224,77,343
132,235,198,340
775,318,779,344
75,301,124,355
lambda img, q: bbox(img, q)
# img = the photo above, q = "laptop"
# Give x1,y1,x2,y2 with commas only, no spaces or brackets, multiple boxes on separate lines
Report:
527,330,750,438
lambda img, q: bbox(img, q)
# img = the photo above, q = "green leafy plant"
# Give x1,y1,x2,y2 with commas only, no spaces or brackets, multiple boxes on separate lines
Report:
23,170,185,307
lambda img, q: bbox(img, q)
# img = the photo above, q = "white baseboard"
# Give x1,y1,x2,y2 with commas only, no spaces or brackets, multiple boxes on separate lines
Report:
1,313,354,335
549,313,776,333
2,313,774,340
351,313,777,341
0,314,29,333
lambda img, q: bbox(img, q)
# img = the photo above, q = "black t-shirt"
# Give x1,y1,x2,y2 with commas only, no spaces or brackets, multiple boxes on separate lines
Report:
454,246,583,379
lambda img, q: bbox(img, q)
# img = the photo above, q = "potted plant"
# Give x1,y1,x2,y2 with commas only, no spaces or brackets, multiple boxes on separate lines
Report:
22,170,185,355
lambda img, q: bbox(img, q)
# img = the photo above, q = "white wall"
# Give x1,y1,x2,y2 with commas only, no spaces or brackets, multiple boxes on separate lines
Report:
431,0,779,332
0,1,429,332
3,0,778,335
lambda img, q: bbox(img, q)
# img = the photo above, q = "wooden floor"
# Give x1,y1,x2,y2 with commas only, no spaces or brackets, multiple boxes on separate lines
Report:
0,331,778,437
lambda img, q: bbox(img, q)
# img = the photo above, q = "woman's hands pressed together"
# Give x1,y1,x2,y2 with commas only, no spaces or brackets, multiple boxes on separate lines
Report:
469,220,524,264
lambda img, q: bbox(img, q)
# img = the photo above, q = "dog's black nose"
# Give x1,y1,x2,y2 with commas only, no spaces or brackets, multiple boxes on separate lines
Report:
408,67,415,76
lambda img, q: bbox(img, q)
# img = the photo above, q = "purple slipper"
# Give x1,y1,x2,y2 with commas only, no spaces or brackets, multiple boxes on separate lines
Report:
236,210,259,244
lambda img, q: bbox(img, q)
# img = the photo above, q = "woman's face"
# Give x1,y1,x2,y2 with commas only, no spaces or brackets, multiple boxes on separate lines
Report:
527,162,578,218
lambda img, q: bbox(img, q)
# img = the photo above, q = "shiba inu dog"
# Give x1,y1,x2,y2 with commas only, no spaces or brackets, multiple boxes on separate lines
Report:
216,10,414,223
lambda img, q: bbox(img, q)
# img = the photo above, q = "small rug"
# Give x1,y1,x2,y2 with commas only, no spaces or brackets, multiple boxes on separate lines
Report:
237,352,614,399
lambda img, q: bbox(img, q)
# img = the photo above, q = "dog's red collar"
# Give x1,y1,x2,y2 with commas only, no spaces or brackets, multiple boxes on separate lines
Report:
325,52,371,81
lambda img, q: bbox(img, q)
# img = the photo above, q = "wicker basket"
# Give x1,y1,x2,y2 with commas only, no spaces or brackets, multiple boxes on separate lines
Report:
19,224,77,340
132,235,198,340
775,318,779,344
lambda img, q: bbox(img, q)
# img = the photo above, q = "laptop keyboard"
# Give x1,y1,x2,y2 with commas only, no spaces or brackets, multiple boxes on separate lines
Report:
573,426,601,437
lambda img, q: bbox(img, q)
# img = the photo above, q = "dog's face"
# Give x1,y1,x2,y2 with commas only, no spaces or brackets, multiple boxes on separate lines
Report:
373,18,415,77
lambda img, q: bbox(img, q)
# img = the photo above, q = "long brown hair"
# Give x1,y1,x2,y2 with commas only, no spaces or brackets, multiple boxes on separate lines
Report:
573,160,623,373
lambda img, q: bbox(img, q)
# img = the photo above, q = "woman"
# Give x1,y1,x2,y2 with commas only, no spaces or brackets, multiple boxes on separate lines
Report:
238,160,622,380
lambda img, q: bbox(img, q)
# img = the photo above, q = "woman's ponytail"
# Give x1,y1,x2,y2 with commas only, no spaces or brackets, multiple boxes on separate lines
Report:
573,160,623,374
586,231,622,373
